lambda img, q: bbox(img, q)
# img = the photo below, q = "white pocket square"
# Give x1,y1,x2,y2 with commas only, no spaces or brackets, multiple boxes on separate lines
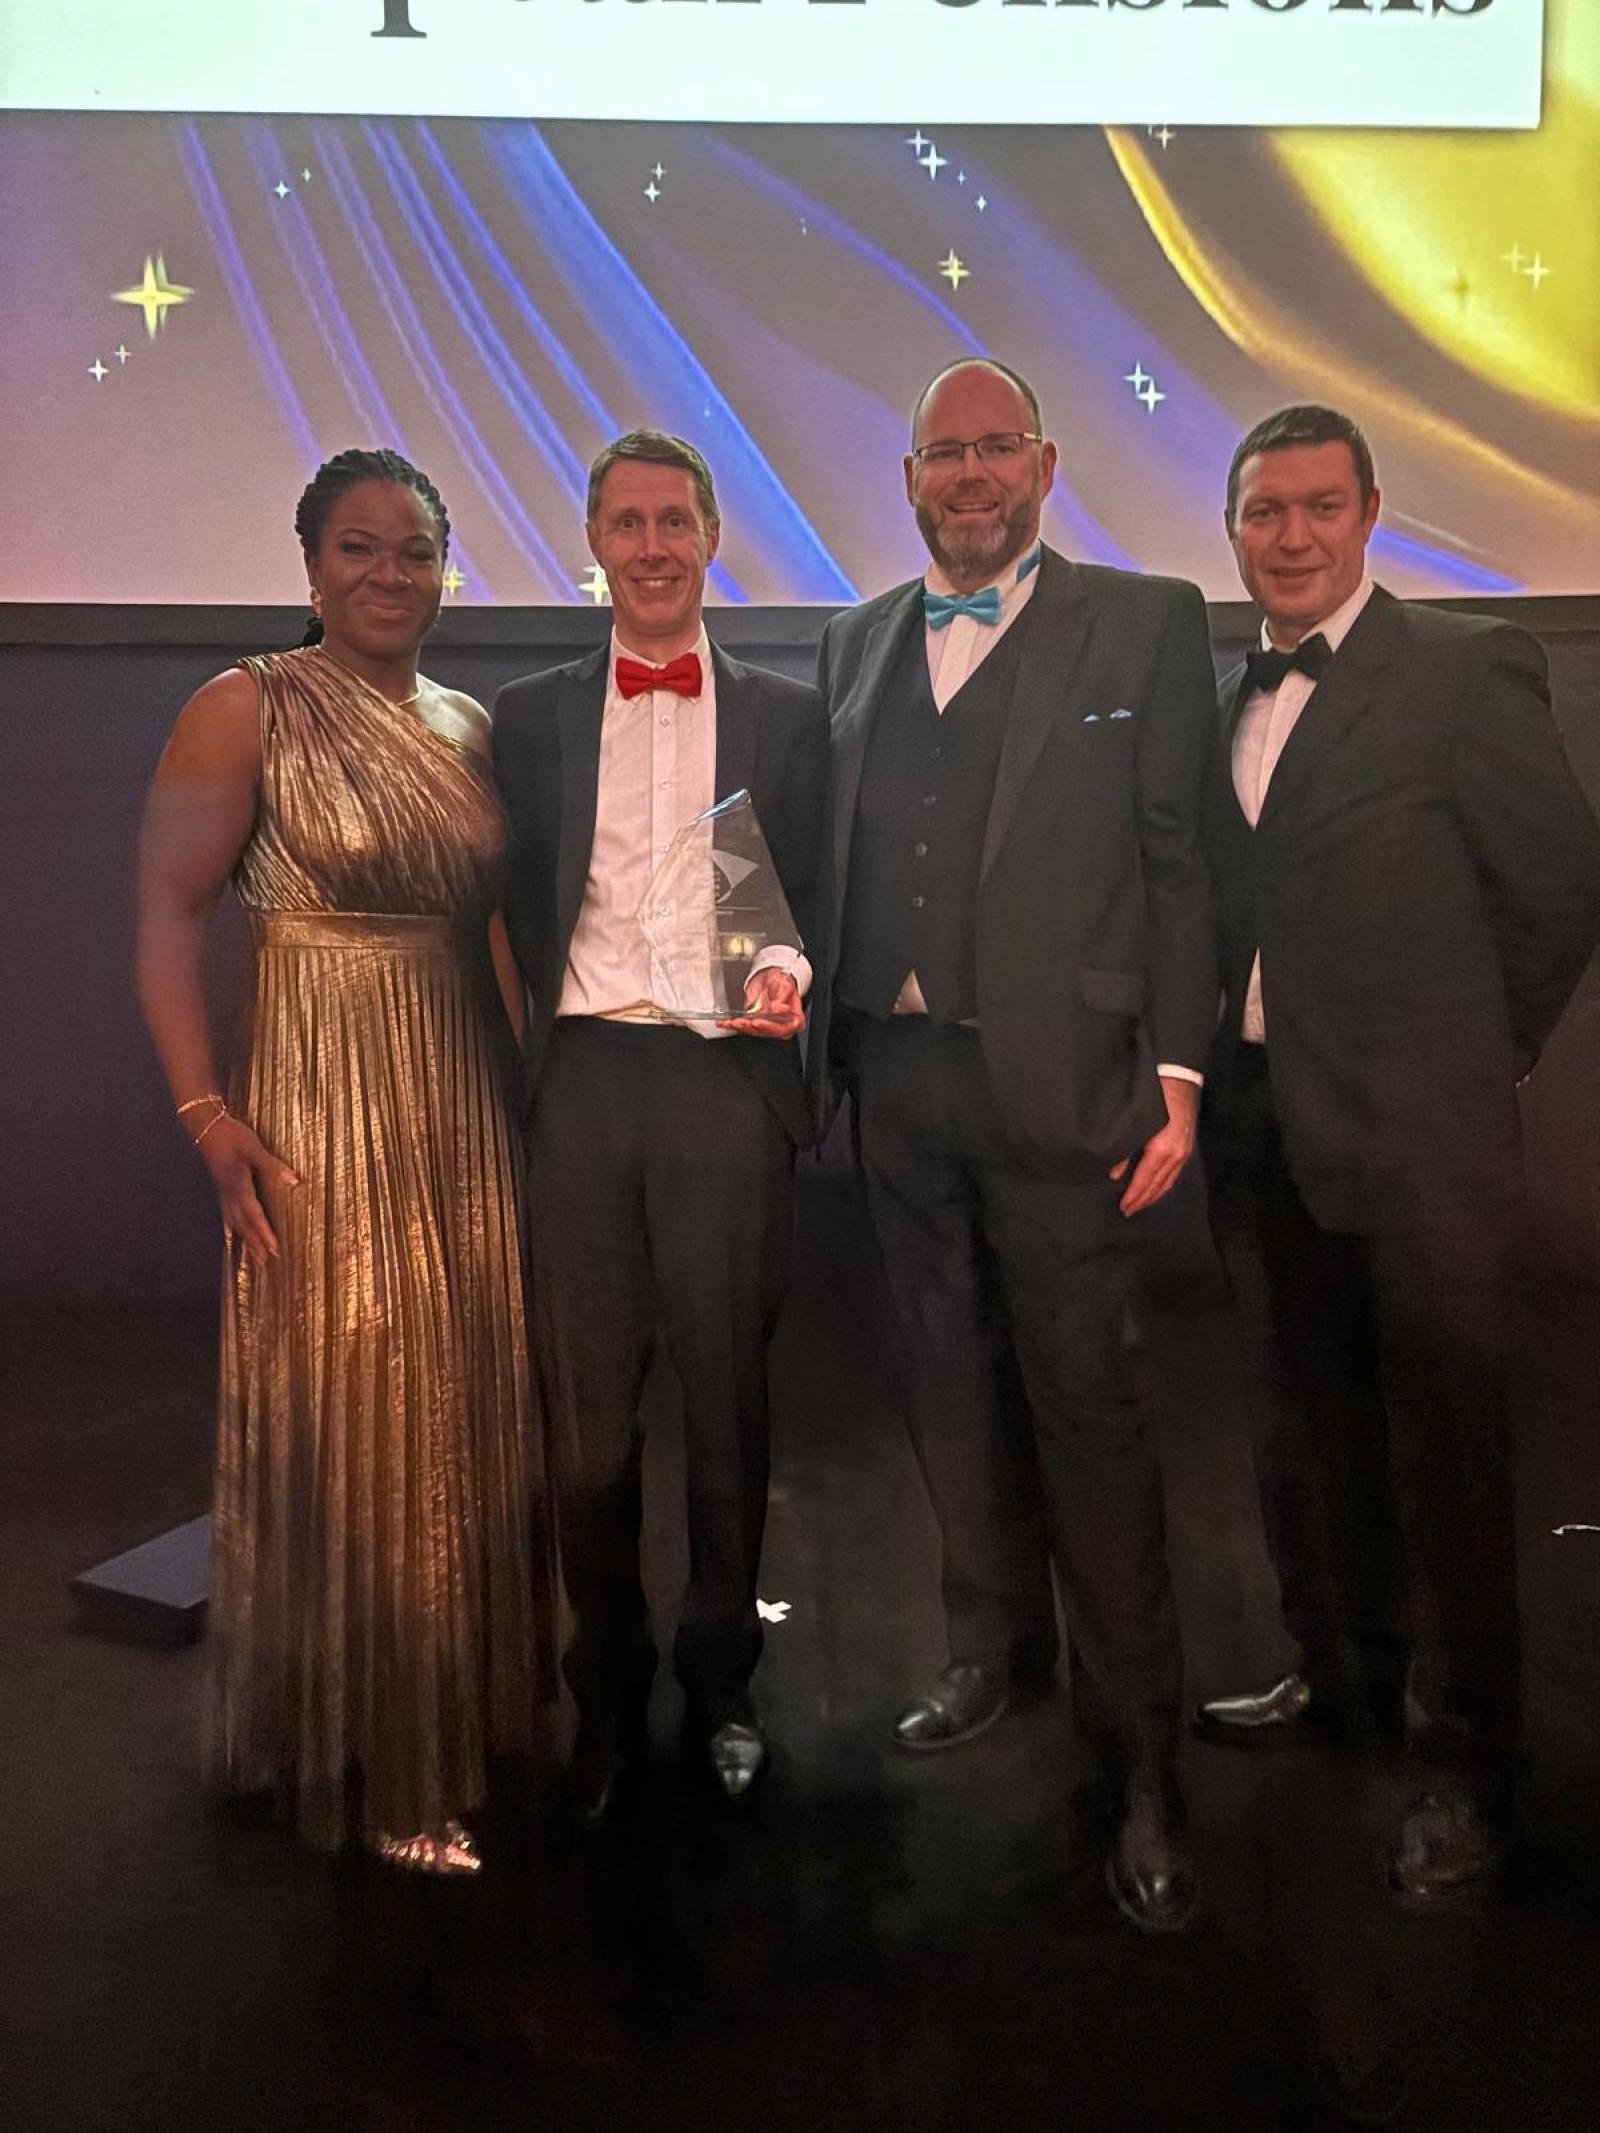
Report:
1083,707,1135,724
1110,707,1134,720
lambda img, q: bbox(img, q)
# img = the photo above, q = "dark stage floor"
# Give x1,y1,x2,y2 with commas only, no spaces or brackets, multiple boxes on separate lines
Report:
4,1157,1599,2133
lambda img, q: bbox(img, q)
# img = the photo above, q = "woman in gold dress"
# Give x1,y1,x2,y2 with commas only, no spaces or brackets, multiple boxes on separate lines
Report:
137,449,557,1870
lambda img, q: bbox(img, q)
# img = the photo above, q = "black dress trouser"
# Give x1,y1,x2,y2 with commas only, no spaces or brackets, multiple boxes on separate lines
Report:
847,1015,1185,1779
1206,1044,1520,1787
529,1018,795,1728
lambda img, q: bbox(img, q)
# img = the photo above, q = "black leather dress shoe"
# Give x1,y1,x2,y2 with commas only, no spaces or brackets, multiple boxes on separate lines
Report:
705,1718,768,1803
1388,1790,1513,1904
893,1662,1015,1752
1105,1789,1199,1935
1194,1671,1332,1746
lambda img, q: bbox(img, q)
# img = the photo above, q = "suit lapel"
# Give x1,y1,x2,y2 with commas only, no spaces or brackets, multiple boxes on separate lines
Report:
1215,662,1255,839
1222,659,1252,740
555,645,607,953
1256,586,1400,831
710,642,757,804
831,584,922,910
980,548,1091,885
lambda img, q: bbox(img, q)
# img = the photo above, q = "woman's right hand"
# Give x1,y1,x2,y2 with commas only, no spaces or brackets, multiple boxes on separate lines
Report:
195,1116,299,1263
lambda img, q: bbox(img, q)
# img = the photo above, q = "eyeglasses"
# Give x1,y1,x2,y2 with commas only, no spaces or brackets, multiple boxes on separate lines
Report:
910,431,1043,469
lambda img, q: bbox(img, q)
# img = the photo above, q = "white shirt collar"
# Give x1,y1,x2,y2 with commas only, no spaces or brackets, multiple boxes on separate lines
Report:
1259,575,1374,658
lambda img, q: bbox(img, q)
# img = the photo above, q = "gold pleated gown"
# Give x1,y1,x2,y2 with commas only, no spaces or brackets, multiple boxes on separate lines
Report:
212,646,557,1847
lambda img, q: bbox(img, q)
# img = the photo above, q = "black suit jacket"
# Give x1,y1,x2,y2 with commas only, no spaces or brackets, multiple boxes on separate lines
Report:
492,641,829,1148
1203,585,1600,1230
814,547,1219,1162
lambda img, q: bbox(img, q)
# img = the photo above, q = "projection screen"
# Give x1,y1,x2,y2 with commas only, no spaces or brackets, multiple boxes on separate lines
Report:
2,0,1591,606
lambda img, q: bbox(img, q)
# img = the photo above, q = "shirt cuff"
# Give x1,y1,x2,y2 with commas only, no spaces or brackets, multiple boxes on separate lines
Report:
1156,1062,1204,1087
749,945,812,1000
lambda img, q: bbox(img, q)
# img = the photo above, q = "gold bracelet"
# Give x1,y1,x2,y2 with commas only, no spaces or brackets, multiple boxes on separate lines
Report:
192,1106,230,1148
176,1092,226,1119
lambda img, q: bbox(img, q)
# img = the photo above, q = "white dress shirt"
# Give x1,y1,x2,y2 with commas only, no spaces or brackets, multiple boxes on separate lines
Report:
1232,575,1375,1043
559,629,808,1033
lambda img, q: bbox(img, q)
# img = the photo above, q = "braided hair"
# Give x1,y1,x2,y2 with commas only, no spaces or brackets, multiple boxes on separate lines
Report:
294,447,451,646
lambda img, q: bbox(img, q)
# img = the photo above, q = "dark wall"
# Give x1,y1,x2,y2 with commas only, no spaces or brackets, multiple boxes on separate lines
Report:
2,598,1597,1304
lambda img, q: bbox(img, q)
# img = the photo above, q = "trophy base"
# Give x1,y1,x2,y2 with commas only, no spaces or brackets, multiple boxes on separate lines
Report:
648,1006,741,1022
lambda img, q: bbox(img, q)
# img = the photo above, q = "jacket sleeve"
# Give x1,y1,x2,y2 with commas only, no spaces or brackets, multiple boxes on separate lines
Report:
486,681,544,1003
488,681,513,788
814,613,836,716
1450,626,1600,1068
766,680,830,978
1137,581,1221,1073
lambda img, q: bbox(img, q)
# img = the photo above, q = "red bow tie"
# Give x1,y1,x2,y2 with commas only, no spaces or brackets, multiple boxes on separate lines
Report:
614,652,703,701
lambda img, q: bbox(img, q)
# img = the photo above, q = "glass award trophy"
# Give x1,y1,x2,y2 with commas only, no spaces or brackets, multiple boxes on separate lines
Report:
638,789,802,1020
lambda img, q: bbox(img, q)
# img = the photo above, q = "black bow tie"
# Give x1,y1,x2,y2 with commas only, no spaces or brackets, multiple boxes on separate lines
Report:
1244,633,1334,695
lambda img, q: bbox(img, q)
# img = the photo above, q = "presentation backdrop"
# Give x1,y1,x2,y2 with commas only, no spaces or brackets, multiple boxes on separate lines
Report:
2,0,1591,606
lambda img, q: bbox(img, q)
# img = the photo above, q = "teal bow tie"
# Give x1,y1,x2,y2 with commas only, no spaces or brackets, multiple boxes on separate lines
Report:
923,586,1002,630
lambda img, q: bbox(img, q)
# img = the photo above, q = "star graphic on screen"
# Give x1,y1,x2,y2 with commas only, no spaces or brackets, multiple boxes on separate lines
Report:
1147,125,1175,150
114,345,130,364
975,195,988,213
274,181,289,198
88,359,108,382
1124,363,1165,411
1499,241,1527,273
938,250,969,290
1448,270,1472,304
644,180,660,203
579,563,611,605
442,566,465,597
920,144,947,181
1522,254,1552,289
957,170,967,186
113,255,194,340
302,168,312,184
652,162,665,181
906,130,929,156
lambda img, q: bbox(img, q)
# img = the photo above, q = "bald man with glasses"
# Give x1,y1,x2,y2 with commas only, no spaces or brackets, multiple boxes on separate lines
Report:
811,359,1219,1932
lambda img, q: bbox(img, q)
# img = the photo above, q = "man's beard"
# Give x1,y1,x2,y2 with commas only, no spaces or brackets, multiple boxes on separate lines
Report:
916,489,1037,585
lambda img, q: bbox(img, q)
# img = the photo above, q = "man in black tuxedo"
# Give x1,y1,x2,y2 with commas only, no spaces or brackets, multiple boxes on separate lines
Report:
814,358,1219,1932
1196,404,1600,1897
492,431,827,1816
